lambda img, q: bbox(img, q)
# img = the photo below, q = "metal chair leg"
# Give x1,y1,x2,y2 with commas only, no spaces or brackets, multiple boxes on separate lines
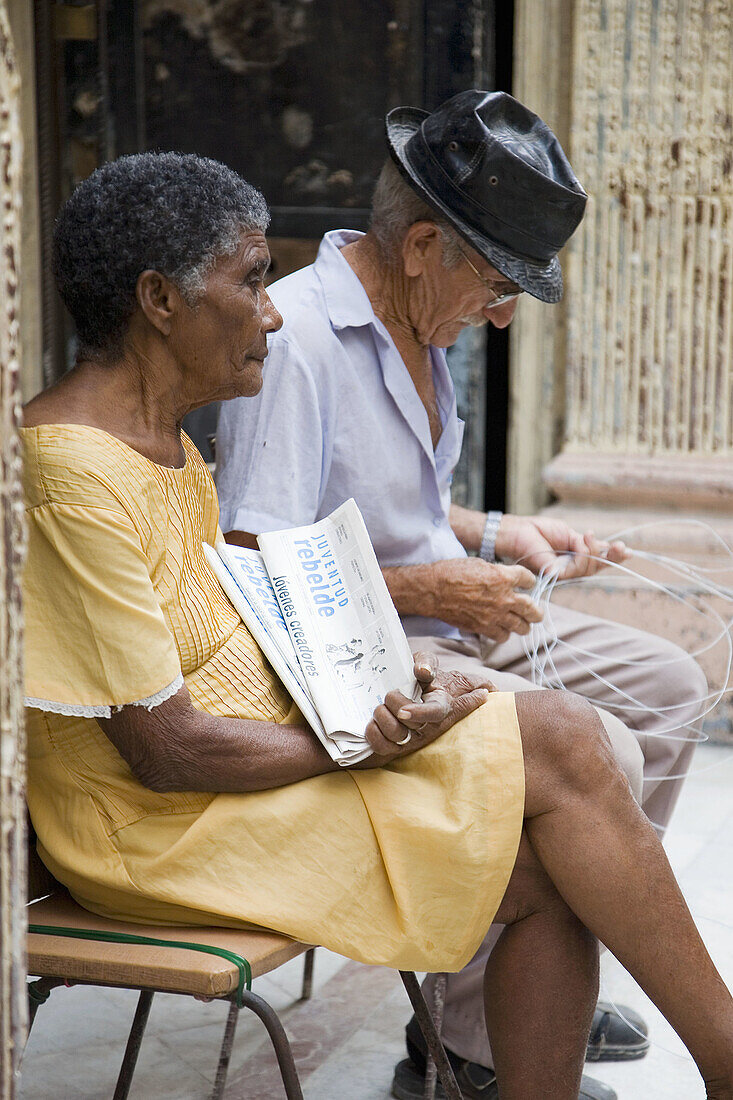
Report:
239,988,304,1100
26,977,65,1038
211,948,314,1097
423,972,447,1100
112,989,155,1100
300,947,315,1001
210,1000,241,1100
399,971,461,1100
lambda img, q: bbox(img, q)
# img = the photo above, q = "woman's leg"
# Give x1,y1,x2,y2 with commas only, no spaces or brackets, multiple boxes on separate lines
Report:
513,689,733,1098
483,834,600,1099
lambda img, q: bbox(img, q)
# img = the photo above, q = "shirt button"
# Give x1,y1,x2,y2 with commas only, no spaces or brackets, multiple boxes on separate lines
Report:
433,516,442,527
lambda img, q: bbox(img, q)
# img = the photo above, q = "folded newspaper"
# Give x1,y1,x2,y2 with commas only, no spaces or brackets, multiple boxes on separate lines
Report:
203,498,420,765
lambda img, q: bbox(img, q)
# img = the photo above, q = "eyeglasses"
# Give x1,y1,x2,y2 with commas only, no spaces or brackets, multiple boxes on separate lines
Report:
457,245,523,310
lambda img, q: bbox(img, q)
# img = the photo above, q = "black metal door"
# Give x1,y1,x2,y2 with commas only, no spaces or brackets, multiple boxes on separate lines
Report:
35,0,511,504
142,1,495,237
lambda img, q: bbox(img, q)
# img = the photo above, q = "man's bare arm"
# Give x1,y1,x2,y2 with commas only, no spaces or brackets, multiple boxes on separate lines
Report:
224,529,259,549
224,528,541,644
448,502,487,553
449,504,526,561
449,506,631,579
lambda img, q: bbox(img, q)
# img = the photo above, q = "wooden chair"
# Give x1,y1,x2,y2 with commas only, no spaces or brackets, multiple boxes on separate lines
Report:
26,824,455,1099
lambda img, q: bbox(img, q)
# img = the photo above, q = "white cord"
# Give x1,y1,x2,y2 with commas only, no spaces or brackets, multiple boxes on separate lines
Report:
597,980,691,1061
519,520,733,780
518,521,733,1063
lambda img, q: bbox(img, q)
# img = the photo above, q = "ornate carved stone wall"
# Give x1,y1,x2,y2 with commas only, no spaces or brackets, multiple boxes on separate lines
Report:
512,0,733,737
543,0,733,507
507,0,574,514
0,0,27,1088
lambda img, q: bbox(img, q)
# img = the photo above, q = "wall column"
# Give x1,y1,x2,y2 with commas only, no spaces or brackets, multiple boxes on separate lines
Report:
513,0,733,736
545,0,733,518
0,0,27,1091
508,0,574,515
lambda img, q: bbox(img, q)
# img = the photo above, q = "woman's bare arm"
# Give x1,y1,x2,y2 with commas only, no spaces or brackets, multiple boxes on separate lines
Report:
98,656,491,794
99,685,339,793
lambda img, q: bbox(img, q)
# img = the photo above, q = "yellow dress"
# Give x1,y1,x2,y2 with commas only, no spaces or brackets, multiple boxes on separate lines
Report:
22,424,524,972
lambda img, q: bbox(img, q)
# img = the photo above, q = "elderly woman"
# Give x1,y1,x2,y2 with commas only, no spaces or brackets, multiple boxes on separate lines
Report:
22,153,733,1100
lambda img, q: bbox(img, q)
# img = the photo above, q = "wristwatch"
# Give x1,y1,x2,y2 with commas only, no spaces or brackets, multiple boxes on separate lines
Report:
479,511,503,563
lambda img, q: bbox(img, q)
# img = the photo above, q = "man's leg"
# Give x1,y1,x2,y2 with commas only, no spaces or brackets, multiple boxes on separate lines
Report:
485,604,707,832
408,633,644,802
405,634,644,1074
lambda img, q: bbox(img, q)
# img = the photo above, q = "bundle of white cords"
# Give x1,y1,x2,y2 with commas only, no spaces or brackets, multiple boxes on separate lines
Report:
523,519,733,767
520,519,733,1057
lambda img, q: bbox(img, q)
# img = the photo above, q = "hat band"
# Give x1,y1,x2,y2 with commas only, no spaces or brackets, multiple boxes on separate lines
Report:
408,128,563,266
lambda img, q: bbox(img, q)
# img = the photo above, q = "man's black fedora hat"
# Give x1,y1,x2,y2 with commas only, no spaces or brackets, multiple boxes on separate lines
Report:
385,89,587,302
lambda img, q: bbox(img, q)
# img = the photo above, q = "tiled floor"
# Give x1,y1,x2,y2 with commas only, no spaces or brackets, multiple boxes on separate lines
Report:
20,743,733,1100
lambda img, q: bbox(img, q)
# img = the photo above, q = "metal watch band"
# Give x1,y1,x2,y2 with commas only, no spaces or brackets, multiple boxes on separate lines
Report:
479,510,503,562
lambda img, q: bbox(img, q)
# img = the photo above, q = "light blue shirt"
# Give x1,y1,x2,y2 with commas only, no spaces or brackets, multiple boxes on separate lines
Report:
215,229,468,639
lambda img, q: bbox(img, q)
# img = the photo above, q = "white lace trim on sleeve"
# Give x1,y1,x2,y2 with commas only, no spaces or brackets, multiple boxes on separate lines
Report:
25,672,184,718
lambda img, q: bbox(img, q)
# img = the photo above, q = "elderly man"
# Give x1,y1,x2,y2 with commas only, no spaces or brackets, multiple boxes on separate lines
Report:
216,91,706,1100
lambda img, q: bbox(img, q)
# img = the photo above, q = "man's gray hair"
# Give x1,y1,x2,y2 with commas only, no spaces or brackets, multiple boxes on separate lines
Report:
369,160,464,268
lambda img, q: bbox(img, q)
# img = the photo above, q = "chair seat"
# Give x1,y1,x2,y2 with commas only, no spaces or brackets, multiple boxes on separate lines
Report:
27,891,310,999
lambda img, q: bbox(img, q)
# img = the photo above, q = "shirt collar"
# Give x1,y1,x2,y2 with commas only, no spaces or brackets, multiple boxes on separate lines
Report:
314,230,380,331
313,230,461,471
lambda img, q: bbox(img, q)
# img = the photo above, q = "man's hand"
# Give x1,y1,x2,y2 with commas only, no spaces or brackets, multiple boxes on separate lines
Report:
496,515,630,579
354,653,493,766
430,557,543,642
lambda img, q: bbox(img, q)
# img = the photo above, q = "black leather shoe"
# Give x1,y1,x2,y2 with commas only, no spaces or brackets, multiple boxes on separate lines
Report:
586,1000,649,1061
393,1014,619,1100
391,1056,617,1100
392,1056,497,1099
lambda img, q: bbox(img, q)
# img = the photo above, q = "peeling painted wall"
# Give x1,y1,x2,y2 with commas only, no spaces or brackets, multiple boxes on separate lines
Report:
0,1,27,1089
566,0,733,457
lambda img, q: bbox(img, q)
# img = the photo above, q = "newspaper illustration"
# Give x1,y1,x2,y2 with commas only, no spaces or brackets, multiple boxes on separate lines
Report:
203,498,420,765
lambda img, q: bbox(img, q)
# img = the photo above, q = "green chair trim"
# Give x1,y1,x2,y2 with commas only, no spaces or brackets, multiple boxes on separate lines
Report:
27,924,252,1006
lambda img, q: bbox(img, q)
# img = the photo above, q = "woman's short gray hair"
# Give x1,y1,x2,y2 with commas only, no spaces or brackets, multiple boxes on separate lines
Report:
369,160,464,268
53,151,270,359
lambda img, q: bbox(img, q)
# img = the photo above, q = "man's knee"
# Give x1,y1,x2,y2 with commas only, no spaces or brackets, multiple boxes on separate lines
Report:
656,650,707,728
634,638,707,728
630,643,707,778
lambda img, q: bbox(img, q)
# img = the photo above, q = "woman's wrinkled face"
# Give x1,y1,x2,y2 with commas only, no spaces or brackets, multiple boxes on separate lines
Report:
172,229,282,403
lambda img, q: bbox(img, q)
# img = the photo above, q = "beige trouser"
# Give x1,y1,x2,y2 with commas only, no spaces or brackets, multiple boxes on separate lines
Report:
410,604,706,1066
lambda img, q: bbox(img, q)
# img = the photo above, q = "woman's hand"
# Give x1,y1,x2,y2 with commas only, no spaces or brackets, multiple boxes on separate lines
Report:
353,652,495,768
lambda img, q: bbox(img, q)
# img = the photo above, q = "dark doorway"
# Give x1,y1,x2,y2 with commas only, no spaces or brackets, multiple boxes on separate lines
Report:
35,0,512,503
482,0,513,510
